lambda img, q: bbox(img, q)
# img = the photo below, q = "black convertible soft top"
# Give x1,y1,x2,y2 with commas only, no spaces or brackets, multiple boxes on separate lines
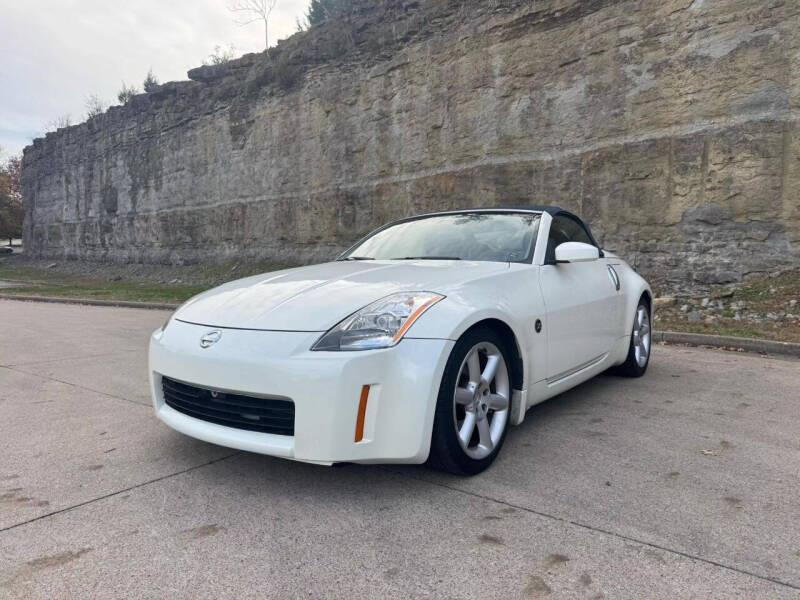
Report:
479,204,565,215
423,204,563,215
424,204,576,220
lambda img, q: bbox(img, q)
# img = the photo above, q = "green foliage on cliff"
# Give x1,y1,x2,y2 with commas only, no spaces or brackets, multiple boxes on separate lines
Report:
0,152,23,245
205,44,237,66
274,55,302,89
117,82,139,104
143,69,160,93
85,94,106,119
305,0,352,26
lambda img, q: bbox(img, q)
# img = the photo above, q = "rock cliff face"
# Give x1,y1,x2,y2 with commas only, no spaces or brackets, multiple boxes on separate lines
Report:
21,0,800,293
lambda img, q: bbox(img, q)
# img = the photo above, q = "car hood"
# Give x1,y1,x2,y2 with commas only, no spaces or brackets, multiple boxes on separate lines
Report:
175,260,509,331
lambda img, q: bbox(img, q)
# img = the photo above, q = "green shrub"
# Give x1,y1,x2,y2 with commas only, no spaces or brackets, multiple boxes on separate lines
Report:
117,82,139,104
273,55,302,89
143,69,160,93
305,0,352,27
205,44,237,66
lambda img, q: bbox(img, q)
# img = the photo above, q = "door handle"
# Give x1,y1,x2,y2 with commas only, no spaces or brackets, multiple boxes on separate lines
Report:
606,265,620,291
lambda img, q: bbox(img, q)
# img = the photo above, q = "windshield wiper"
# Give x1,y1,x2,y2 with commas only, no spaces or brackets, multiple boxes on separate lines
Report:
340,256,375,261
391,256,462,261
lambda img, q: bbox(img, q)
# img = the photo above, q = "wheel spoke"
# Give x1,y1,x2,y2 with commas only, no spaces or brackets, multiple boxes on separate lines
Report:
481,354,499,385
452,341,511,458
454,387,473,405
488,393,508,411
467,350,481,384
459,412,476,446
637,307,650,367
477,417,493,451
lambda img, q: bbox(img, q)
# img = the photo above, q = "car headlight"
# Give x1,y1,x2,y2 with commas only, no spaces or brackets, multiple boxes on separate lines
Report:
311,292,445,351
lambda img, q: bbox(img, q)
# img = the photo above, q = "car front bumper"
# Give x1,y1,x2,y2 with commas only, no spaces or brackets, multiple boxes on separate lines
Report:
149,319,453,465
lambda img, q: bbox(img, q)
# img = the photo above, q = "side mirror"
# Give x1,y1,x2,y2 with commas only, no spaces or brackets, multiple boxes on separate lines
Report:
554,241,599,263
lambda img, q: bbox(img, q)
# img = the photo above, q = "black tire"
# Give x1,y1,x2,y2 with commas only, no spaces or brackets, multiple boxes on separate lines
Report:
427,326,512,476
613,297,652,378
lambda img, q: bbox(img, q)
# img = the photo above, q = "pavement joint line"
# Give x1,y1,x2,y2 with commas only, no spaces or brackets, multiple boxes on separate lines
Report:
1,364,151,409
2,349,140,368
0,452,242,535
385,468,800,592
0,446,795,590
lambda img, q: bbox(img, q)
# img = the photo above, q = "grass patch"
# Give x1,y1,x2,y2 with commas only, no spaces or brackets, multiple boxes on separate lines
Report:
0,257,297,306
656,269,800,343
656,320,775,341
727,270,800,303
0,262,208,304
0,282,204,304
1,258,797,343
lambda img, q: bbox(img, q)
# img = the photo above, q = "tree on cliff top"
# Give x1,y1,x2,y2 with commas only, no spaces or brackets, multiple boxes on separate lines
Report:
85,94,107,119
143,69,160,93
228,0,278,49
44,114,72,132
0,151,23,246
204,44,238,66
117,82,139,104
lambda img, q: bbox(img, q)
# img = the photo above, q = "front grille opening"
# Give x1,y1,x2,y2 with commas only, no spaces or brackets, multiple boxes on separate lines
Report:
162,377,294,436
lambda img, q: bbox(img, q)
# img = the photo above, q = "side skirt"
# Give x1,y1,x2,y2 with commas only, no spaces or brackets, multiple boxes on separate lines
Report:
524,349,620,412
545,353,608,386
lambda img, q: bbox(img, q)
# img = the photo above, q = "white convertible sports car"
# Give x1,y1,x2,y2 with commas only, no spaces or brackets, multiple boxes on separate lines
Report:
150,206,652,475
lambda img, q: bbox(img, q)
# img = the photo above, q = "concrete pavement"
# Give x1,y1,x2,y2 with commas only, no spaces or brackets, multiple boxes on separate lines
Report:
1,299,798,598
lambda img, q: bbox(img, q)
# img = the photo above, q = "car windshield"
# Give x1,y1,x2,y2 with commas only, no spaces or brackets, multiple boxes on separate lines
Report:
340,212,541,263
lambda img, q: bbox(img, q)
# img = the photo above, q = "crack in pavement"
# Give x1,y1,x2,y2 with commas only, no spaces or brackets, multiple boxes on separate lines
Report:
1,364,150,408
0,452,241,534
385,468,800,592
0,448,796,592
1,349,140,368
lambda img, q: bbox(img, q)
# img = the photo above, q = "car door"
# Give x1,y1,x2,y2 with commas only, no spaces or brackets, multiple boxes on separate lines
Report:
538,215,620,380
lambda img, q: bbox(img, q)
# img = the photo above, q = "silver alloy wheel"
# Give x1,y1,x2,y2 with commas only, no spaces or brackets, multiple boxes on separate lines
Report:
452,341,510,460
632,305,651,367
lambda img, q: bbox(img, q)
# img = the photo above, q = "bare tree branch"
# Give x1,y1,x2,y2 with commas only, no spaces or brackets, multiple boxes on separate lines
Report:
233,16,264,25
228,0,278,49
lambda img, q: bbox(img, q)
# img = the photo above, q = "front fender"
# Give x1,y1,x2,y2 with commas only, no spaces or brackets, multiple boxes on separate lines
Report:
407,264,546,394
613,261,652,363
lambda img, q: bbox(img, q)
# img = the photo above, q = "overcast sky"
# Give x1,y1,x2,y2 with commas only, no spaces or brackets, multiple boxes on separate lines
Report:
0,0,307,158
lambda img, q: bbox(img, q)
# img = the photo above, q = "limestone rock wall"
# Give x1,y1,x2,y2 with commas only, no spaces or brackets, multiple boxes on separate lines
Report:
21,0,800,293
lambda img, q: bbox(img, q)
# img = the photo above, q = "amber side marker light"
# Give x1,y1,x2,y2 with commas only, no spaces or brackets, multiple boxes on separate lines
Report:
355,385,370,442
